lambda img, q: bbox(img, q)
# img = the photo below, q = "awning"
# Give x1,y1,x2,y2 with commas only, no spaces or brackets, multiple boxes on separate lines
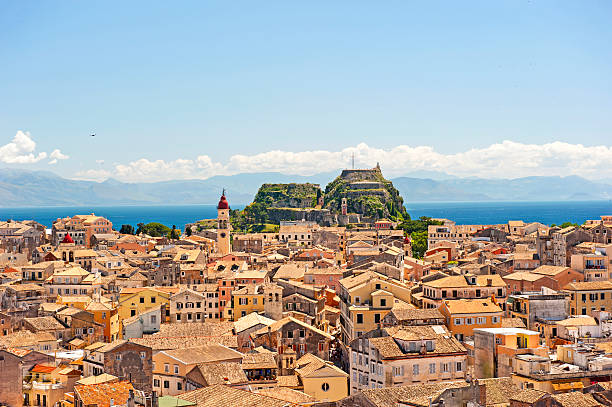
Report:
552,381,583,391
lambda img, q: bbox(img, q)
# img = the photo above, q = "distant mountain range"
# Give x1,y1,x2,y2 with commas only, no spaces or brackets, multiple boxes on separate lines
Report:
0,168,611,207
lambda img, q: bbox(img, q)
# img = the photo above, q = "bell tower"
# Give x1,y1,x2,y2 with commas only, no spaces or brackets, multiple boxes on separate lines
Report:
217,190,230,256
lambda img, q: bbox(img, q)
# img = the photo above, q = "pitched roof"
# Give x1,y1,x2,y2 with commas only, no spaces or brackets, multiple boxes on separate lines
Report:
131,334,237,351
565,281,612,291
242,352,277,370
362,381,471,407
74,381,134,407
294,353,347,378
162,345,242,365
509,388,548,404
386,307,443,321
441,298,502,315
192,362,248,386
24,316,66,331
256,388,314,404
177,384,296,407
476,377,519,406
532,265,571,276
551,392,603,407
234,312,275,333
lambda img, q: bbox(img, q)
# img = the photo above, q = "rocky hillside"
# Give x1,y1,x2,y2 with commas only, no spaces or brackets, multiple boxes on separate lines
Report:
323,166,407,220
253,183,322,208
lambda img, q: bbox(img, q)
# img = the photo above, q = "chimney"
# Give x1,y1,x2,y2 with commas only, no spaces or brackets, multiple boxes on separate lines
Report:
486,278,492,287
127,390,135,407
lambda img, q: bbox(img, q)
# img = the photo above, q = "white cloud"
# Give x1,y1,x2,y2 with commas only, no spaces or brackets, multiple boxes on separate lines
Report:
85,140,612,183
50,149,69,160
95,159,105,165
0,131,48,164
48,159,58,165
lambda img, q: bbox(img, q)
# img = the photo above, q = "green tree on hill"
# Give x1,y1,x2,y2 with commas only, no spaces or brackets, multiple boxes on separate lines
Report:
119,224,135,234
135,222,171,237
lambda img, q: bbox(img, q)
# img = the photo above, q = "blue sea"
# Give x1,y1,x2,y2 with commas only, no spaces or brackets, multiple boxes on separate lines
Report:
0,201,610,230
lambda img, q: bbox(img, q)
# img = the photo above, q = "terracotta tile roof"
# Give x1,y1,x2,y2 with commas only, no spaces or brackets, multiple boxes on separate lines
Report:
501,318,526,328
162,345,242,365
2,347,32,357
276,375,300,387
192,362,248,385
503,271,548,282
0,331,55,348
31,364,56,373
551,392,603,407
441,298,503,315
476,377,518,406
564,281,612,291
532,265,571,276
234,313,275,333
177,384,296,407
363,381,471,407
256,388,314,404
155,322,234,337
509,388,548,403
24,316,65,331
74,380,134,407
131,334,237,350
242,352,277,370
366,326,466,359
386,307,443,321
294,353,347,378
253,316,333,340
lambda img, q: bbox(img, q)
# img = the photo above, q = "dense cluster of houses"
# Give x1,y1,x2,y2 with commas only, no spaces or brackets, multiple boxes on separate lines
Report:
2,198,612,407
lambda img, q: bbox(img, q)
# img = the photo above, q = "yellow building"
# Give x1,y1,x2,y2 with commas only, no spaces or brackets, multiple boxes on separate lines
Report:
295,353,348,402
56,295,92,310
564,281,612,316
85,300,120,342
338,271,412,344
439,298,503,341
229,284,265,320
117,287,178,322
23,364,81,407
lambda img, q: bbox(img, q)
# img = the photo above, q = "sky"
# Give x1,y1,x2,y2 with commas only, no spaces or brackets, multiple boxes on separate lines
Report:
1,1,611,182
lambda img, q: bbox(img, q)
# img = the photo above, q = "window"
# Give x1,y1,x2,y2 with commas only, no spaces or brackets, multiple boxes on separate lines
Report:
456,362,463,372
466,318,473,325
299,329,305,338
429,363,436,374
477,317,485,324
380,299,386,307
151,297,156,303
454,318,463,325
154,379,160,387
356,314,364,324
374,313,381,323
174,365,179,374
413,364,419,375
492,316,499,324
441,363,449,373
140,352,146,359
177,382,182,391
115,355,122,361
321,383,330,392
140,297,144,303
287,330,294,339
163,380,169,389
164,363,169,373
151,315,157,324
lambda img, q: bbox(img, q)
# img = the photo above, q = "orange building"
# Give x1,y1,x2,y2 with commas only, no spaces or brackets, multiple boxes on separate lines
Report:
439,298,503,341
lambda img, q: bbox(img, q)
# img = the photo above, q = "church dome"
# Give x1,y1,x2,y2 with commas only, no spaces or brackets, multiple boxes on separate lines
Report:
62,233,74,244
217,194,229,210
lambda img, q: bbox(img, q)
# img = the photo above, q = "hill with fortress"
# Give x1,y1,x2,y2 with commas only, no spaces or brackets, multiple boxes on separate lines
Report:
249,165,408,226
